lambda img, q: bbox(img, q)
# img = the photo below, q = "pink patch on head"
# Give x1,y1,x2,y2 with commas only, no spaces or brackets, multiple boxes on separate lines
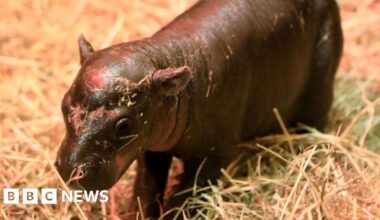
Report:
81,66,136,94
107,110,118,119
69,105,116,135
84,68,107,91
88,106,106,121
68,105,86,134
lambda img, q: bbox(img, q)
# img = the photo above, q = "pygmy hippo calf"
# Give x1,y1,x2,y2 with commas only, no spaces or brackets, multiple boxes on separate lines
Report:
55,0,343,218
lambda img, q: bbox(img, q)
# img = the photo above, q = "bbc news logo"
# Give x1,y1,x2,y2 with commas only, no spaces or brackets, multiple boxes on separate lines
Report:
2,188,109,204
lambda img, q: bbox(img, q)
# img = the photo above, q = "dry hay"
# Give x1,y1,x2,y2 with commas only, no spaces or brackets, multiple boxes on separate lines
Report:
0,0,379,219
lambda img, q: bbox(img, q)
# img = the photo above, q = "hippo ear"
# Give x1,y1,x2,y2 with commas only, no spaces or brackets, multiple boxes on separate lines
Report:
78,34,94,65
151,66,192,96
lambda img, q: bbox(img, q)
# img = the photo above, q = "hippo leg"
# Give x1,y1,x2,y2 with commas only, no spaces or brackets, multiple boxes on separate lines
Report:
297,4,343,131
164,156,231,219
128,151,172,218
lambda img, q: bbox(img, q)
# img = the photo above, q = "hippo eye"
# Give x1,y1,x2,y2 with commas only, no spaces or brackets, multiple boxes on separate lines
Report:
115,118,131,137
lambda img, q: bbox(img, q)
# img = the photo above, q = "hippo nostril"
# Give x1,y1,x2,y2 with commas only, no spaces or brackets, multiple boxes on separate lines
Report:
76,162,94,178
76,165,86,176
78,169,86,177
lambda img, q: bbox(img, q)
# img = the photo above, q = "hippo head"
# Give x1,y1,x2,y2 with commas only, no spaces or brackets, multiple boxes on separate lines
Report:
55,35,192,190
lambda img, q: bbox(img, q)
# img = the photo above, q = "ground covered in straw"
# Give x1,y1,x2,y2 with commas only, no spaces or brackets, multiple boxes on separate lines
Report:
0,0,379,219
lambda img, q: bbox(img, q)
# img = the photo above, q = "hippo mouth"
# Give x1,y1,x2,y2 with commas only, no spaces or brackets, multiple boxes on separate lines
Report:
55,161,117,191
55,133,141,191
55,150,138,190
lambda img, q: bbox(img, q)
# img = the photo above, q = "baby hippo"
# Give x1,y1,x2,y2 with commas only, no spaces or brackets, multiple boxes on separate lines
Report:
55,0,343,218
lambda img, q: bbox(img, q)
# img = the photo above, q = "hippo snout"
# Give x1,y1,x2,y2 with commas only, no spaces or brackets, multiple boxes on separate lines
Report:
55,153,117,190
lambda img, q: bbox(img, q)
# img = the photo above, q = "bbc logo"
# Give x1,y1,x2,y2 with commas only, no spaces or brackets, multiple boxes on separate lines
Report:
3,188,109,204
3,188,57,204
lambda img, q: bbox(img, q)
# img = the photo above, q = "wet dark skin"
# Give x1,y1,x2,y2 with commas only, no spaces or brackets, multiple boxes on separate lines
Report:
55,0,343,218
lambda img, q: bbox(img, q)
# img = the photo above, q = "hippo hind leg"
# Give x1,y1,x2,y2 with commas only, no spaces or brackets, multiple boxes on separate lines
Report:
296,0,343,131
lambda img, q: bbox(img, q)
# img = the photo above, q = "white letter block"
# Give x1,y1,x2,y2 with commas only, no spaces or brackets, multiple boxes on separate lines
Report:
3,188,19,204
41,188,57,204
23,188,39,204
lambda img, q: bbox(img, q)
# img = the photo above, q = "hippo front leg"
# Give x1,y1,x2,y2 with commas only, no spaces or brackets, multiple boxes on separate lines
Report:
164,156,232,219
127,151,172,219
